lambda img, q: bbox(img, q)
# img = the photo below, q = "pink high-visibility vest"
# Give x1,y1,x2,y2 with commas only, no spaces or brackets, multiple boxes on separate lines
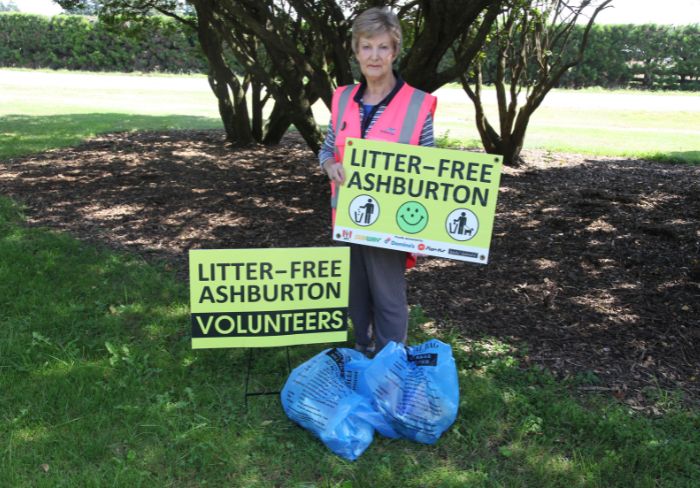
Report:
329,82,437,268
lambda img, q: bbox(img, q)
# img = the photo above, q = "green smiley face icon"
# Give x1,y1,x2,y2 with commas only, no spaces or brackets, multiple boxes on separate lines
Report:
396,201,428,234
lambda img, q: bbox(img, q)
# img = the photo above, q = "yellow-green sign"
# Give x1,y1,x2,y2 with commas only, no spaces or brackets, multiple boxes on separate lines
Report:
189,248,350,349
334,138,502,263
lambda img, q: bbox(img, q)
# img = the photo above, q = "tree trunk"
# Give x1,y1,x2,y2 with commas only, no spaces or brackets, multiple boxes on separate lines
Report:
194,1,254,145
289,107,323,154
205,71,235,138
499,140,524,166
461,71,501,155
461,1,611,167
226,78,254,146
251,78,264,141
262,102,291,145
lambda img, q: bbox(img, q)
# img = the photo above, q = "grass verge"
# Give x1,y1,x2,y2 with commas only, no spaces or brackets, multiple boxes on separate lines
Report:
0,197,698,487
2,68,699,164
0,113,221,160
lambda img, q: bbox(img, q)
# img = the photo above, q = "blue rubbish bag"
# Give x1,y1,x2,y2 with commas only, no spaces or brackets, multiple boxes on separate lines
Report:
280,347,376,461
281,339,459,459
359,339,460,444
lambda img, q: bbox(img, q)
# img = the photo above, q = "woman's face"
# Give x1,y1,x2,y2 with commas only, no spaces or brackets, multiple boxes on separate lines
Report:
355,32,397,82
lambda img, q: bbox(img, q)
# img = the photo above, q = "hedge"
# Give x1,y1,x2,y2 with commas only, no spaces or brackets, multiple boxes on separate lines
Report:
454,23,700,91
2,13,698,90
560,24,700,90
0,13,208,73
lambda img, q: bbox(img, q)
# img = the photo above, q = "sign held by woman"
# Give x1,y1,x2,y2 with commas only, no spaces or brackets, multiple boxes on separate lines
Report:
333,138,502,263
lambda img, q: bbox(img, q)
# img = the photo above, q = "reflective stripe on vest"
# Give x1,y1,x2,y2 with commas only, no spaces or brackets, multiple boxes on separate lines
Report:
333,83,436,165
330,84,358,210
333,84,357,160
329,82,437,211
398,88,428,144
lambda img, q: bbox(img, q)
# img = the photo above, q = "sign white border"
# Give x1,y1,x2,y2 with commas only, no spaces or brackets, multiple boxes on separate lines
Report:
333,225,488,263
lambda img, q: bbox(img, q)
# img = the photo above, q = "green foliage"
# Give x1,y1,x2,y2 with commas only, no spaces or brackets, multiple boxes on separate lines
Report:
469,23,700,91
435,130,480,150
562,24,700,91
0,199,698,485
0,12,208,73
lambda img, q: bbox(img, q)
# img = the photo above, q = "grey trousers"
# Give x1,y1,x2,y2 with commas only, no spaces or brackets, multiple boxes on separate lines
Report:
349,244,408,352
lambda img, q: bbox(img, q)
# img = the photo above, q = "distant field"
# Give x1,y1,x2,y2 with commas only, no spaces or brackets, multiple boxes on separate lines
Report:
0,69,221,159
433,85,700,162
2,68,699,162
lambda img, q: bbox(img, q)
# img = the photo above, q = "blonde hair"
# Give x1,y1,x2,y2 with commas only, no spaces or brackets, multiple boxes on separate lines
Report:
351,7,402,55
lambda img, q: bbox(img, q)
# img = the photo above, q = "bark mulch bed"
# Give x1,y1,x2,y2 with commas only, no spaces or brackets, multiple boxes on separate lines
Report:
2,130,698,412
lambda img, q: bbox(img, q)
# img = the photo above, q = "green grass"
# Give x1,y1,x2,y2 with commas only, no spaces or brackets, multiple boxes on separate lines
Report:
1,69,699,484
520,123,700,160
440,82,700,96
0,69,222,159
0,198,698,486
2,68,700,163
0,114,222,160
435,102,700,164
0,69,218,117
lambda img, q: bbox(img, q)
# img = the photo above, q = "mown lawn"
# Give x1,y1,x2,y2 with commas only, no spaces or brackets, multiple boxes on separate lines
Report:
0,69,221,159
2,68,699,163
1,68,699,486
0,197,698,486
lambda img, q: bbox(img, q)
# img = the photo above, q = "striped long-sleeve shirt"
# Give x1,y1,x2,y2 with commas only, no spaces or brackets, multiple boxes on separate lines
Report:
318,98,435,166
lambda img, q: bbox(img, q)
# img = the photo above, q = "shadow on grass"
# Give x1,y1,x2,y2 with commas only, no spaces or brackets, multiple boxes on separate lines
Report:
1,129,698,405
649,150,700,165
0,113,221,160
1,197,698,486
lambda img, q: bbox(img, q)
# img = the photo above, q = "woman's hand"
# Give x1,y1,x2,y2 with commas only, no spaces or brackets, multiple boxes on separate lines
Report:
323,158,346,186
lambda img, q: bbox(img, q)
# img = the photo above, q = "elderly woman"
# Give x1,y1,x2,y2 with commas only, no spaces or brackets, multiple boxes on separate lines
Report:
318,7,437,356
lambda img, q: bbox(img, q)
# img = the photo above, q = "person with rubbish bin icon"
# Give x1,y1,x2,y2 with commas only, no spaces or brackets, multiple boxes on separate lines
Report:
359,198,375,225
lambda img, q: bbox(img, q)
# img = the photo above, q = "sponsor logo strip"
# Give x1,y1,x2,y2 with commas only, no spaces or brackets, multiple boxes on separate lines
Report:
333,227,487,263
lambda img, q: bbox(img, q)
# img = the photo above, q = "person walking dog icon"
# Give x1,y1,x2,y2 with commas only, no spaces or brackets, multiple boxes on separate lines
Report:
454,211,471,236
446,208,478,241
